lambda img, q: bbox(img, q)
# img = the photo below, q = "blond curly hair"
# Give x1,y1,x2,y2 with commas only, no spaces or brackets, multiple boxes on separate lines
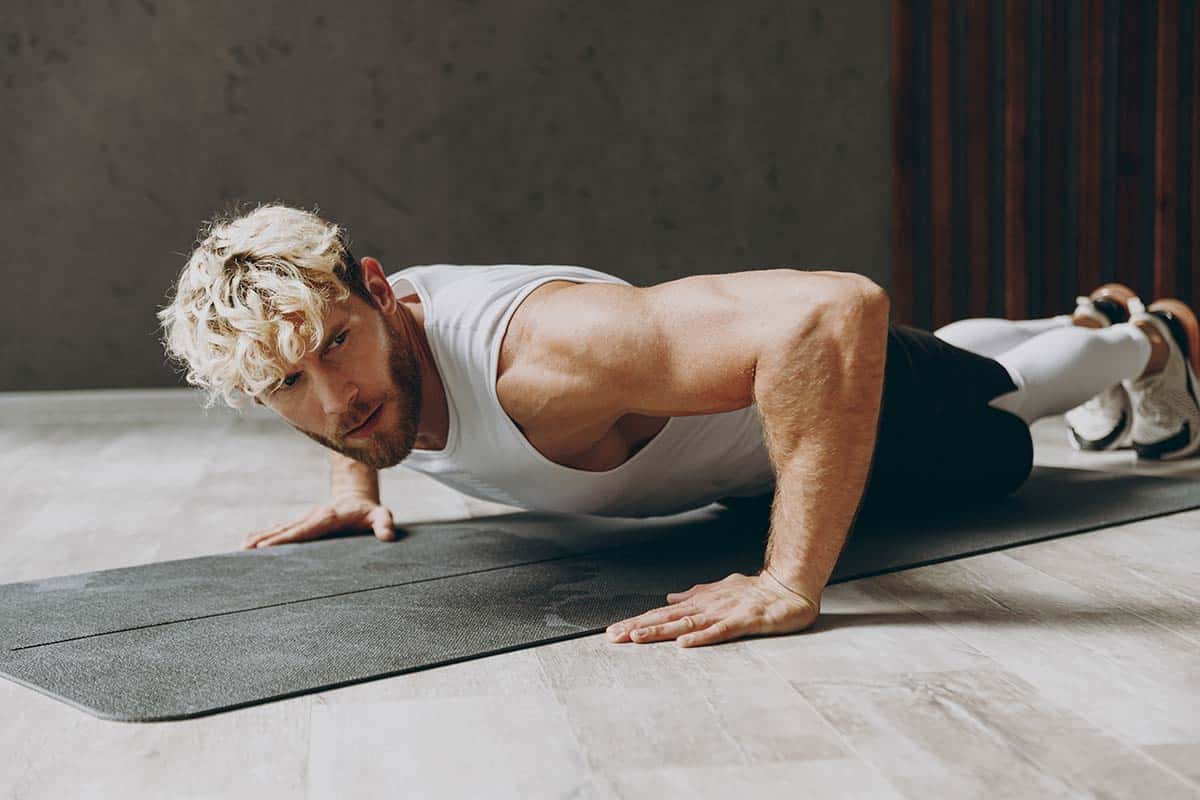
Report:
157,202,372,410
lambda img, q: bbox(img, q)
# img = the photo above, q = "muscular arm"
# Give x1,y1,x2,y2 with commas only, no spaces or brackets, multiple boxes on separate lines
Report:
524,269,890,640
752,288,889,597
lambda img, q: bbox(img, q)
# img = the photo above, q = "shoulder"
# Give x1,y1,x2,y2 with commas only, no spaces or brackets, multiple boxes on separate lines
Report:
494,279,632,446
499,279,644,383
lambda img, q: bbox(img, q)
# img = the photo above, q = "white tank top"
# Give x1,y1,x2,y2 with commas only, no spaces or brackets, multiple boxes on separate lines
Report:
391,264,776,517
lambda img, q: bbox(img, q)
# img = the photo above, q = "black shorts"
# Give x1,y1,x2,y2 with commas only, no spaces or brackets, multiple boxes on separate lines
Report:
856,323,1033,517
720,322,1033,518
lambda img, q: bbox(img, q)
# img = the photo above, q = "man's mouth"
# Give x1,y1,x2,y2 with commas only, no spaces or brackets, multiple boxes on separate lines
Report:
345,404,383,438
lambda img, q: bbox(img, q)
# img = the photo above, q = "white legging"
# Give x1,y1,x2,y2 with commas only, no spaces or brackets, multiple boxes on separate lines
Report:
933,315,1152,426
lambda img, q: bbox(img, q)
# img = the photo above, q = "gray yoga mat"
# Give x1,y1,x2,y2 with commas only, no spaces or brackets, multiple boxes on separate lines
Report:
1,465,1196,722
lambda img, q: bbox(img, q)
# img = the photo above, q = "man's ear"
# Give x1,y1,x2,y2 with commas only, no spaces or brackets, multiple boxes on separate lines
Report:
358,257,397,313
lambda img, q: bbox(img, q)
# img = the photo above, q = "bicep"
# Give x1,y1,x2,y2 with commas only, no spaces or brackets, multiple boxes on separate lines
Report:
546,269,884,418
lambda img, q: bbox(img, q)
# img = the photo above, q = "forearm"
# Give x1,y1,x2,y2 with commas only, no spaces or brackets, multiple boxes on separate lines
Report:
329,450,381,502
756,289,889,601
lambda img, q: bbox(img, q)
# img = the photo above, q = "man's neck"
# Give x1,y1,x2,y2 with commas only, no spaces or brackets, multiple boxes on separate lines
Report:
398,296,450,451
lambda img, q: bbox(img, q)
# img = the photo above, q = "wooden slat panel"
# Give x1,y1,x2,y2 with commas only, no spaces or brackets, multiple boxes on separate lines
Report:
931,0,954,328
895,0,1193,322
1077,0,1104,293
1154,0,1179,299
1004,0,1028,319
891,0,917,325
966,0,991,318
1115,0,1146,293
1040,0,1067,315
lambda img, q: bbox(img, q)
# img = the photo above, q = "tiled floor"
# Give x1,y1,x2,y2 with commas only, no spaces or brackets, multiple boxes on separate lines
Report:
1,389,1197,799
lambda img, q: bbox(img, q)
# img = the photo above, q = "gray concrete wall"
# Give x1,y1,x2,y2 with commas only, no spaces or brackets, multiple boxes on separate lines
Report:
1,0,890,392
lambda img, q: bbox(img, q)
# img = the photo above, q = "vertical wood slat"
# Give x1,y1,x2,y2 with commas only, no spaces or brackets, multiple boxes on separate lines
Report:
1154,0,1179,299
892,0,916,325
1100,0,1120,285
1194,2,1200,313
1116,1,1146,291
1026,1,1044,316
988,0,1007,316
930,0,954,328
913,0,934,329
1004,0,1028,319
951,3,971,320
1078,0,1104,295
1040,0,1066,314
966,0,992,318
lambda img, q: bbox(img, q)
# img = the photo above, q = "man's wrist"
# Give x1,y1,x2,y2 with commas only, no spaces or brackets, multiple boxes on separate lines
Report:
332,489,380,504
760,564,824,609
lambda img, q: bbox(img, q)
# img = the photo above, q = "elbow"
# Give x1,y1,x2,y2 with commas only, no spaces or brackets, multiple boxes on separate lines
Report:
772,272,890,347
799,270,889,317
853,275,890,319
822,281,890,392
805,279,890,376
823,276,890,334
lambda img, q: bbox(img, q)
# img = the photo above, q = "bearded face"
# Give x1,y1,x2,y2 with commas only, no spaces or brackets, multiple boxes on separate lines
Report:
262,297,425,470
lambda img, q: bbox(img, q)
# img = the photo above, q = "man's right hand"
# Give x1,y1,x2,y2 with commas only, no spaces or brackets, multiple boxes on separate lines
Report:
241,493,396,549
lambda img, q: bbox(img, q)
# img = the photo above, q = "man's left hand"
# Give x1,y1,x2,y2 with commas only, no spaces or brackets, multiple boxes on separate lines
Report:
605,570,821,648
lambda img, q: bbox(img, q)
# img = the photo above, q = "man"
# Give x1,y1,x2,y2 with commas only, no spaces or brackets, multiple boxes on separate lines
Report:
158,203,1200,648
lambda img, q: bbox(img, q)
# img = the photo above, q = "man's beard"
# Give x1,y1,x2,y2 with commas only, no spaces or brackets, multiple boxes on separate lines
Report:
294,320,424,470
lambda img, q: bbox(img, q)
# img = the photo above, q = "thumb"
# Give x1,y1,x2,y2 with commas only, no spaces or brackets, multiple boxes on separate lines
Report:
370,506,395,542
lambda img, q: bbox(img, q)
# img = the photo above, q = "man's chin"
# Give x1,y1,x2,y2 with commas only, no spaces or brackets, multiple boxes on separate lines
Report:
336,435,415,470
290,405,416,469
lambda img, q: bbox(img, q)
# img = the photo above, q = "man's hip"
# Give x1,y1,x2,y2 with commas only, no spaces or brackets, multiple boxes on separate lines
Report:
856,323,1033,516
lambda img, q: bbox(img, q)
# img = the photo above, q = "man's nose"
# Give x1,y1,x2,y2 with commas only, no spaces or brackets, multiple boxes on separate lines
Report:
314,372,357,416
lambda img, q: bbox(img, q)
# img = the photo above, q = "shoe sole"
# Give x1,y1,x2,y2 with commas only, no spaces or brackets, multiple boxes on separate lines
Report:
1131,304,1200,460
1147,298,1200,376
1074,283,1138,327
1132,362,1200,460
1134,420,1200,460
1091,283,1138,307
1068,408,1131,451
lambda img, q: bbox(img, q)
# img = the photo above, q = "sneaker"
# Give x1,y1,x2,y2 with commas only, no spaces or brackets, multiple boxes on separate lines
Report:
1064,283,1139,451
1071,282,1138,328
1122,297,1200,460
1066,384,1134,451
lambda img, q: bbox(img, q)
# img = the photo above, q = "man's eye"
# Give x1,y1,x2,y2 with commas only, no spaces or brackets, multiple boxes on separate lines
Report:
275,331,346,392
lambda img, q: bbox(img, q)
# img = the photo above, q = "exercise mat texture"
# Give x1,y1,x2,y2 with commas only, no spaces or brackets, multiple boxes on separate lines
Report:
1,465,1196,722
